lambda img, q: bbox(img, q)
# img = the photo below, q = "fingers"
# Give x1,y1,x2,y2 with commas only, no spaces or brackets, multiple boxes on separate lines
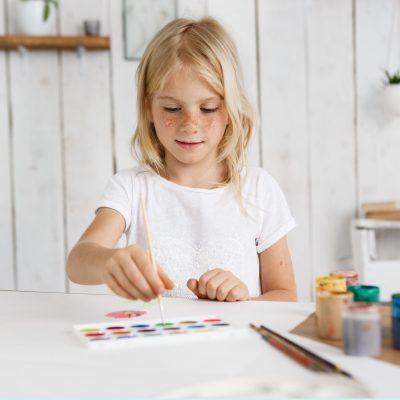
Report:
197,268,222,297
158,266,175,290
201,271,229,300
226,283,249,302
187,278,199,297
215,278,239,301
128,248,164,297
111,260,153,301
197,268,232,300
187,278,198,292
102,245,175,302
186,278,208,299
114,254,158,301
195,269,250,302
103,271,136,300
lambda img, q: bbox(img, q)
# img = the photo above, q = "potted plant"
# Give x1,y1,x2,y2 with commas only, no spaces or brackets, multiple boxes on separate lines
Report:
382,69,400,116
14,0,58,36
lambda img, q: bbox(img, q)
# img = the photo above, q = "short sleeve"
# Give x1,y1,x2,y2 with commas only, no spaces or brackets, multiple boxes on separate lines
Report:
255,171,296,253
96,169,133,232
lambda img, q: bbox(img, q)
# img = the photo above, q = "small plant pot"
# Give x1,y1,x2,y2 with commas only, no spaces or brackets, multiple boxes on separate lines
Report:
382,84,400,116
14,0,56,36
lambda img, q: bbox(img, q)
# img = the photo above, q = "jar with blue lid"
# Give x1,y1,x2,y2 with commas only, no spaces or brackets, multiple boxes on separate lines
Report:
392,293,400,349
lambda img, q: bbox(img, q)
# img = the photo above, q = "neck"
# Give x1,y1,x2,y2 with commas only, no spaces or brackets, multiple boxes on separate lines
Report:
163,158,226,189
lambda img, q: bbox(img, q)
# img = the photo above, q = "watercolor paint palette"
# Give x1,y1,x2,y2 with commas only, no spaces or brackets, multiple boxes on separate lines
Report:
73,315,248,349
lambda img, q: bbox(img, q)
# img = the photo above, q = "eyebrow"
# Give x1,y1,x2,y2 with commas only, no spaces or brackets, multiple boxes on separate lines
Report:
156,96,221,102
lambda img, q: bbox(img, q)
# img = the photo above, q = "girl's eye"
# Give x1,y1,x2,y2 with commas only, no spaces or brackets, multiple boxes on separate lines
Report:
164,107,181,113
201,107,218,113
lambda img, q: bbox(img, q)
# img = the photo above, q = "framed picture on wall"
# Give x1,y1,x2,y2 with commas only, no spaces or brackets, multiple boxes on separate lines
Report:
124,0,177,60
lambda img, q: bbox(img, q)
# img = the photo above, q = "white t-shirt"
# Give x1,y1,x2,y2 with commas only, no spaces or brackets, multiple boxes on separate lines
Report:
96,166,295,298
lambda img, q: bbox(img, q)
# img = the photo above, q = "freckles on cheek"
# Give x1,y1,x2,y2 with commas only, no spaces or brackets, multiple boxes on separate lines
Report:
162,116,177,128
204,116,220,130
207,119,215,128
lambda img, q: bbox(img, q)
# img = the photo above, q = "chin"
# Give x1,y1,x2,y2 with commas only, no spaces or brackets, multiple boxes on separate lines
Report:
177,157,203,165
170,152,204,165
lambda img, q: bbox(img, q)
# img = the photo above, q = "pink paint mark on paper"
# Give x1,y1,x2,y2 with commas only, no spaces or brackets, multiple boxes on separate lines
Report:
106,310,146,319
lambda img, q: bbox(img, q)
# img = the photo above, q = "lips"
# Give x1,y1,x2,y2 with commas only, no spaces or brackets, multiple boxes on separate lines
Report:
175,140,204,149
175,140,203,145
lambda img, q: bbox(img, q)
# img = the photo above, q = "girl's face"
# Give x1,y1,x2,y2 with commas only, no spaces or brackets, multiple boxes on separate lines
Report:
150,67,229,171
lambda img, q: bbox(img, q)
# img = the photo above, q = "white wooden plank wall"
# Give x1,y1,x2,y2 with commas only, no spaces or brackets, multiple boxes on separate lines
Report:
59,0,114,294
356,0,400,256
258,0,313,301
307,0,356,294
110,0,137,172
207,0,260,166
5,0,65,291
1,0,399,300
0,0,14,289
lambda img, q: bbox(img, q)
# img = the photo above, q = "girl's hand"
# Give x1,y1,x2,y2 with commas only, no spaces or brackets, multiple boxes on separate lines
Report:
187,268,249,302
102,244,174,301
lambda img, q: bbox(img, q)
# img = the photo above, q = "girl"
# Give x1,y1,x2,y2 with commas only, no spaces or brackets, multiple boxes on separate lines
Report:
67,17,297,302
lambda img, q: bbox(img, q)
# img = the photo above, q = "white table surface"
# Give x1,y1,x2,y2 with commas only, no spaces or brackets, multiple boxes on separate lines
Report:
1,291,399,397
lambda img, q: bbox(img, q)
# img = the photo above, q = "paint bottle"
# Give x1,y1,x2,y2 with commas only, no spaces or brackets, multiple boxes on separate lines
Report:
342,302,381,357
315,276,347,318
392,293,400,350
317,290,353,340
329,270,359,288
347,285,380,302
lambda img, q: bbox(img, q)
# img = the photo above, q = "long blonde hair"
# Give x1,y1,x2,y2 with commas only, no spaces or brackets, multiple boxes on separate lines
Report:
132,17,254,195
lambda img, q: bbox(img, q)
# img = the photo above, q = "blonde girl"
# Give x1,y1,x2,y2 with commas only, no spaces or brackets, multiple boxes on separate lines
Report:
67,17,297,302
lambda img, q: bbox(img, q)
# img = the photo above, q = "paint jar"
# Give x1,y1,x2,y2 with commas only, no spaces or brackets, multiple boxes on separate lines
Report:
348,285,380,302
315,276,347,318
329,270,359,288
317,290,353,340
342,302,381,356
392,293,400,349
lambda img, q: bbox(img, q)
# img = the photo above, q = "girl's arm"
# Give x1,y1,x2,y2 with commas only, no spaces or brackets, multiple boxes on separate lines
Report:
66,208,173,300
254,236,297,301
66,208,126,284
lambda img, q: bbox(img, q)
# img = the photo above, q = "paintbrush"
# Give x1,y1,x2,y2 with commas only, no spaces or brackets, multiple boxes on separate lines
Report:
250,323,354,379
140,193,166,325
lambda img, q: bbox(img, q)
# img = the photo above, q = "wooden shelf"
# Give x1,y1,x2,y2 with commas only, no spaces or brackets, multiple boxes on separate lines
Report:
0,35,110,50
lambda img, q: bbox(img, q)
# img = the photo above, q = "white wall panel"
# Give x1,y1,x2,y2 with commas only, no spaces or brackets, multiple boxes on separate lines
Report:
258,0,310,301
59,0,113,294
356,0,400,265
356,0,400,203
0,0,14,289
177,0,207,18
207,0,260,167
6,0,65,291
110,0,138,171
307,0,356,280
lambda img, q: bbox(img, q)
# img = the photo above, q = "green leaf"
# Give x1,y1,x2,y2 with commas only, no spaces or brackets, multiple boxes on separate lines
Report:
43,3,50,21
383,69,400,85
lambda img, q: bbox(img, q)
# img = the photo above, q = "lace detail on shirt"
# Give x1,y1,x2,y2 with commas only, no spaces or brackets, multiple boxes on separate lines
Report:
152,235,246,299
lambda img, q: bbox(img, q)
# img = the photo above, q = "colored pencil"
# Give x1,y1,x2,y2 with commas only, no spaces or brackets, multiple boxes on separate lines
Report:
249,323,354,379
140,193,165,324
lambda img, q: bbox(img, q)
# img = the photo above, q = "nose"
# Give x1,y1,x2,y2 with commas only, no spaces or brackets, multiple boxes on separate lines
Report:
180,111,199,134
